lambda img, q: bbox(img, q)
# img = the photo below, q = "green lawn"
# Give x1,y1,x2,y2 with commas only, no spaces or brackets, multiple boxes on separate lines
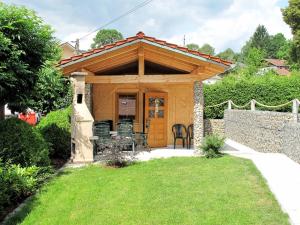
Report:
6,156,289,225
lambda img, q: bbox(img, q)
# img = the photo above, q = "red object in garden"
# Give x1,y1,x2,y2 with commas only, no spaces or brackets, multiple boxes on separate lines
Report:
18,112,37,125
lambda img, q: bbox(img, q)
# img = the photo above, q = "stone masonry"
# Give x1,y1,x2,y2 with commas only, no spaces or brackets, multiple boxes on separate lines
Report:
224,109,300,164
193,81,204,149
85,84,92,113
204,119,225,137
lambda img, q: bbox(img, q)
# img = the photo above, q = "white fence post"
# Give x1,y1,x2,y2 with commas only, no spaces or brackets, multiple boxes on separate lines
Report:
228,100,232,110
292,99,299,122
251,99,256,111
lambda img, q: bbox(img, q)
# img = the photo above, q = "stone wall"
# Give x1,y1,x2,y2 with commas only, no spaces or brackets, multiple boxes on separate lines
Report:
282,122,300,164
224,109,300,163
85,84,92,113
224,109,294,153
204,119,225,137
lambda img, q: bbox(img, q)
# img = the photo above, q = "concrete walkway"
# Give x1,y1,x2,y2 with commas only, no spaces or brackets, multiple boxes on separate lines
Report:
136,148,196,161
225,139,300,225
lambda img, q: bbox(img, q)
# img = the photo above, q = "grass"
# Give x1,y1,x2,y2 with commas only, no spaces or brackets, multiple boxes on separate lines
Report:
5,156,289,225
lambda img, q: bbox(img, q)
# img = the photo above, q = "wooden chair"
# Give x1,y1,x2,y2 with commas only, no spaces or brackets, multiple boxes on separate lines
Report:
187,124,194,149
172,124,187,149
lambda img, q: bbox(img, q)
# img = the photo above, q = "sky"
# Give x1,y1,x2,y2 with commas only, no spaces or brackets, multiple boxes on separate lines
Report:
2,0,292,53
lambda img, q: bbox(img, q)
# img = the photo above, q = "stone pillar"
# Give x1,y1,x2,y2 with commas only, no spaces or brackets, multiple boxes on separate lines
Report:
70,72,94,163
193,81,204,151
85,84,93,113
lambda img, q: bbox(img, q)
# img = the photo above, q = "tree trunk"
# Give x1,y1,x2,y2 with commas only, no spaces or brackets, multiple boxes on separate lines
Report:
0,104,5,120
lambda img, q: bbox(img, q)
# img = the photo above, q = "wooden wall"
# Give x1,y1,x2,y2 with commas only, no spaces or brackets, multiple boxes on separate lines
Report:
92,82,194,146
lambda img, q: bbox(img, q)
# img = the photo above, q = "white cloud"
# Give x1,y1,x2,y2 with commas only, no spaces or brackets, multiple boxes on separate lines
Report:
3,0,292,53
167,0,291,53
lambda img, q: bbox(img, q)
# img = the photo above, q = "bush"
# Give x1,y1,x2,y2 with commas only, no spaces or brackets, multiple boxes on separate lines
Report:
37,107,71,160
200,135,225,158
0,118,50,167
0,161,53,217
97,138,137,167
204,72,300,119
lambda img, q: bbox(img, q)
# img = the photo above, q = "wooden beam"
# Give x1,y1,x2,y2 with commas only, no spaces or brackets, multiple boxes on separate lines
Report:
138,47,145,76
86,52,138,72
191,66,205,75
144,50,196,72
62,43,139,75
85,74,204,84
81,68,95,76
142,43,226,72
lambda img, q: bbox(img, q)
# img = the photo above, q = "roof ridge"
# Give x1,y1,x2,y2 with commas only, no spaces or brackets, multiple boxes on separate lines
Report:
59,31,232,66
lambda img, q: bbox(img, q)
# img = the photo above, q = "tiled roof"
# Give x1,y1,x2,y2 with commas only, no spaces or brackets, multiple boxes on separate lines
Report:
59,31,232,67
276,68,290,76
265,59,287,67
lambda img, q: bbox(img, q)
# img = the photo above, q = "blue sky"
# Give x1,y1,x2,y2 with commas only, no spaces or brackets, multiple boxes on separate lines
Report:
3,0,292,53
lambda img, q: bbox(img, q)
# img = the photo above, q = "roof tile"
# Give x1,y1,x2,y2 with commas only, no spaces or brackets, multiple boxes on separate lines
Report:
59,31,232,66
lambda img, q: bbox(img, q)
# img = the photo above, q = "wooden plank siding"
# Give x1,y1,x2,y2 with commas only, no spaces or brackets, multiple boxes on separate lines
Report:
92,83,194,146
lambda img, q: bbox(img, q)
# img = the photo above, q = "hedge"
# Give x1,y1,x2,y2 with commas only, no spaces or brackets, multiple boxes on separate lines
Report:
37,107,71,160
204,73,300,119
0,118,50,167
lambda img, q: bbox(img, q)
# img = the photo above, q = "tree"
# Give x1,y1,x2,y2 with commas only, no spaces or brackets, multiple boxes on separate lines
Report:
0,3,59,118
91,29,123,49
267,33,288,58
186,43,199,51
199,43,215,55
26,62,72,114
217,48,236,61
251,25,270,50
282,0,300,66
244,48,265,76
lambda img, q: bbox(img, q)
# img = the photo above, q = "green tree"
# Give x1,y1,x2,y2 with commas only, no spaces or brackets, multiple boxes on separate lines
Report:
268,33,288,58
199,43,215,55
27,62,72,114
91,29,123,49
186,43,199,51
282,0,300,66
244,48,265,76
251,25,270,50
0,3,59,117
217,48,236,61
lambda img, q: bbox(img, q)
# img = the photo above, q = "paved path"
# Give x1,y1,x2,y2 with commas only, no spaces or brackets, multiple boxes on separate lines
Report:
225,139,300,225
136,148,196,161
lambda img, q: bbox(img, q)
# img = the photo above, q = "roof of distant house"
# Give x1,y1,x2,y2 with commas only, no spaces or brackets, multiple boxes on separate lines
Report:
265,59,287,67
58,31,232,67
276,68,290,76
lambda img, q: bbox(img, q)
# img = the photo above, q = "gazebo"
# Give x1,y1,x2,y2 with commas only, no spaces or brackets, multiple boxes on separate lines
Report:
59,32,232,163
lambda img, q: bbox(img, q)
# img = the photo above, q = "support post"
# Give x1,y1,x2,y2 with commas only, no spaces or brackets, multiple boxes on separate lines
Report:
292,99,299,122
193,81,204,151
251,99,256,111
228,100,232,110
70,72,94,163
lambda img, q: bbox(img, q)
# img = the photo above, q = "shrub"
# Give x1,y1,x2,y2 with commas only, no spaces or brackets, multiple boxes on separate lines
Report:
204,72,300,119
97,138,136,167
37,107,71,160
0,161,53,217
0,118,50,167
200,135,225,158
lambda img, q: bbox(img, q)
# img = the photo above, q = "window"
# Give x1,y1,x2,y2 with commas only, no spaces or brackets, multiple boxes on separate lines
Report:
117,93,138,121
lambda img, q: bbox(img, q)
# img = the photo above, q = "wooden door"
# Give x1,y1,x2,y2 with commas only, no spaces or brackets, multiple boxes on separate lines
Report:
145,92,168,147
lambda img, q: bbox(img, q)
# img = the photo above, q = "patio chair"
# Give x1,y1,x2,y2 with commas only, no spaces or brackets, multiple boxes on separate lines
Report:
187,124,194,149
93,121,111,153
117,122,136,151
172,124,187,149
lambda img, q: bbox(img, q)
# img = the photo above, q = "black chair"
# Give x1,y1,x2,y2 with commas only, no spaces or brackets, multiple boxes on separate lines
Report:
93,121,111,153
187,124,194,149
117,122,135,151
172,124,187,149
